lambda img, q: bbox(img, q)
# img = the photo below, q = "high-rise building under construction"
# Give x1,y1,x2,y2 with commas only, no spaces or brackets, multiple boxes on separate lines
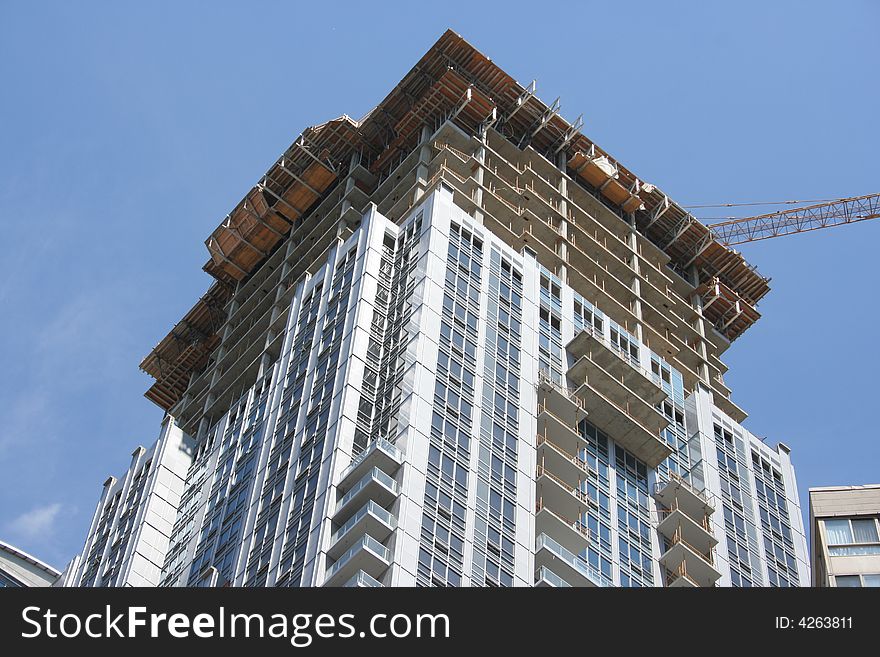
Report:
64,31,810,588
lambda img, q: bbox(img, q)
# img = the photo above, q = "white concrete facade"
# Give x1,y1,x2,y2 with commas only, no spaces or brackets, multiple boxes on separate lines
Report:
61,417,193,586
157,190,537,587
687,387,809,587
63,187,810,588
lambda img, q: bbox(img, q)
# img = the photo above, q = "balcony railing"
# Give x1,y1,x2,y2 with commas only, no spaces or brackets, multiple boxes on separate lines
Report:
341,437,403,482
656,505,712,533
664,564,701,588
654,471,716,521
536,434,588,473
536,371,584,411
536,465,591,506
536,404,584,439
654,471,712,506
664,528,715,566
567,327,659,386
343,570,383,588
535,566,572,588
535,500,594,541
535,533,613,587
331,500,397,545
326,534,392,580
336,467,398,514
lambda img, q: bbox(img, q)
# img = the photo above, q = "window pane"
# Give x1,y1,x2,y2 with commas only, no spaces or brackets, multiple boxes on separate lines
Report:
835,575,861,588
829,545,880,557
824,519,853,545
862,574,880,588
852,519,879,544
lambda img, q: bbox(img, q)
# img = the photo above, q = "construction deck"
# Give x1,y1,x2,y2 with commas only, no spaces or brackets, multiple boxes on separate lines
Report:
141,29,766,431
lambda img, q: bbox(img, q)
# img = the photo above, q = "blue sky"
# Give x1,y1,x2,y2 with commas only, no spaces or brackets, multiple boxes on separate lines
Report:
1,1,877,570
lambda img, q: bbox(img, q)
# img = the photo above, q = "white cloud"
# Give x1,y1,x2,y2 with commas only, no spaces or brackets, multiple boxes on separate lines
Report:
7,503,62,540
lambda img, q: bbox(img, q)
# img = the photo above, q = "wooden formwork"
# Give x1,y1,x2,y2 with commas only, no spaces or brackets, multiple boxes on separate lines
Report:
370,69,496,177
144,335,221,409
568,150,643,214
634,192,771,308
205,161,337,283
139,283,231,410
697,277,761,342
142,29,773,411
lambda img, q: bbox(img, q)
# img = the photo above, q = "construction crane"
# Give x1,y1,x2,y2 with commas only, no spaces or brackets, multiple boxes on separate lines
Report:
699,193,880,246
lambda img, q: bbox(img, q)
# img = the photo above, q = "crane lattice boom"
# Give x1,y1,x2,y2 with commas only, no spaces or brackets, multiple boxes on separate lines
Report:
707,193,880,246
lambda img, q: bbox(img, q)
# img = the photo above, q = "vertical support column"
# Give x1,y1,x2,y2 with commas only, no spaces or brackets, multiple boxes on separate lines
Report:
196,416,210,443
340,151,361,219
67,474,118,586
335,150,361,251
413,125,433,204
100,446,145,586
626,214,644,343
202,289,241,425
472,131,486,225
259,219,306,378
180,369,197,415
260,311,282,369
688,265,711,385
555,152,568,285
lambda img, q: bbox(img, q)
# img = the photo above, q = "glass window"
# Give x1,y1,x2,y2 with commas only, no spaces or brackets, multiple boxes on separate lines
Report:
825,517,880,548
862,574,880,587
829,545,880,557
852,519,879,543
824,519,853,545
835,575,861,588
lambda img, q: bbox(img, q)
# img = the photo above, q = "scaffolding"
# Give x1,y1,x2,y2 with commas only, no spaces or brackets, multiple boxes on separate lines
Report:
139,283,232,409
141,29,771,412
697,277,761,343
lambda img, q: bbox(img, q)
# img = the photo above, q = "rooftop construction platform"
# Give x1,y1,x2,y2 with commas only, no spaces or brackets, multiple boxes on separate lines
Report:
141,29,769,425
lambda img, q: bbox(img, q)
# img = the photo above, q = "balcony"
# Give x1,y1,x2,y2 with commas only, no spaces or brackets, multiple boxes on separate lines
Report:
663,565,700,588
565,226,634,289
713,393,748,425
535,501,591,555
536,374,586,429
328,501,397,560
536,434,587,486
342,570,383,588
657,508,717,556
567,329,667,405
567,353,669,433
338,438,404,491
567,375,671,468
536,404,587,460
333,467,399,523
535,566,572,588
324,534,392,586
658,533,721,588
654,474,715,521
534,533,613,588
536,465,591,522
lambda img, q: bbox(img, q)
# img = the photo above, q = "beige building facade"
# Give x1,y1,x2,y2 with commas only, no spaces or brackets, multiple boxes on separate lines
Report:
809,485,880,587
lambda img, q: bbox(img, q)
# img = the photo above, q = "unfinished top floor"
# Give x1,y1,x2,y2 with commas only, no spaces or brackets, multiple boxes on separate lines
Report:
139,29,769,432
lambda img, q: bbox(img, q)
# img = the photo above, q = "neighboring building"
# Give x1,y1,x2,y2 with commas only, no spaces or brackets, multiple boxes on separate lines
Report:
809,485,880,587
0,540,60,587
61,417,193,587
67,30,810,587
